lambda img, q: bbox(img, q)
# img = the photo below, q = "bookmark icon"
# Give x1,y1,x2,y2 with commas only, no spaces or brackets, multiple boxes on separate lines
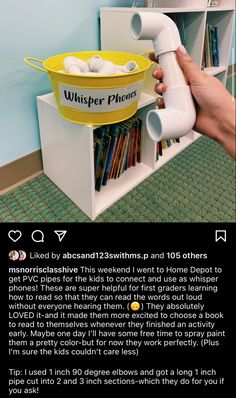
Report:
215,230,227,243
54,230,67,242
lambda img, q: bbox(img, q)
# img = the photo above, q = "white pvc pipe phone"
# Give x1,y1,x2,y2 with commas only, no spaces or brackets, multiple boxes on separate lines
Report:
131,12,196,142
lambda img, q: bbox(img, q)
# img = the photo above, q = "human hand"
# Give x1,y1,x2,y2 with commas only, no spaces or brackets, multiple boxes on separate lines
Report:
150,46,235,159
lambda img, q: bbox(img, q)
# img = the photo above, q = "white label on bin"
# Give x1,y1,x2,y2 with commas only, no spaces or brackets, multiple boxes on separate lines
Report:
58,81,142,113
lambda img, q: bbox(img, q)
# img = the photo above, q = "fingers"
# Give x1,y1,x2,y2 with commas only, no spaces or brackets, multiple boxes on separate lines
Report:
149,53,158,63
149,53,166,107
155,82,167,95
156,97,164,108
149,53,164,80
153,68,164,80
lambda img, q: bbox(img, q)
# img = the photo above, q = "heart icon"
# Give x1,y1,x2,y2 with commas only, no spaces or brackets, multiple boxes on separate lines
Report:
8,230,22,243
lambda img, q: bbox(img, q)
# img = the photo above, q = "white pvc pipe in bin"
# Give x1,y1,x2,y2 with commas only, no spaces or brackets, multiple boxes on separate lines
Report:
131,12,196,142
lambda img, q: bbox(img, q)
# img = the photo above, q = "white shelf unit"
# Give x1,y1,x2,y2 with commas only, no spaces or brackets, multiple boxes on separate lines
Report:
37,2,234,220
37,93,156,220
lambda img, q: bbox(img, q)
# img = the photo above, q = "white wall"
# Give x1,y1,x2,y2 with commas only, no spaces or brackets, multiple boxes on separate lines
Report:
0,0,134,166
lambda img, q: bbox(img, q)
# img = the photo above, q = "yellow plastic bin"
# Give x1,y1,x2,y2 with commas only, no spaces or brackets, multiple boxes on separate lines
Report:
24,51,152,125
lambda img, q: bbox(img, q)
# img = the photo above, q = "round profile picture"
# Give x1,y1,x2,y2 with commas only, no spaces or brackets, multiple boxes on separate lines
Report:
18,250,27,261
9,250,19,261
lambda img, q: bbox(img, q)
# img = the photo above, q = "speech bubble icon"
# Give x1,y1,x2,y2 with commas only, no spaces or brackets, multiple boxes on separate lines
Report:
31,230,44,243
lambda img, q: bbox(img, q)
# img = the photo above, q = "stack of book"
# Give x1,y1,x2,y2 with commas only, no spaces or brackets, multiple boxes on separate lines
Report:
156,139,180,161
202,23,220,68
94,116,142,191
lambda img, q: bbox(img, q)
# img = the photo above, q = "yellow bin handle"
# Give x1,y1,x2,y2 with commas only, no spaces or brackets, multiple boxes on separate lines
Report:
24,57,48,73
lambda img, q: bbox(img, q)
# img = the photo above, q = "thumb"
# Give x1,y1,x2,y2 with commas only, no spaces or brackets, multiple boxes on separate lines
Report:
176,45,205,85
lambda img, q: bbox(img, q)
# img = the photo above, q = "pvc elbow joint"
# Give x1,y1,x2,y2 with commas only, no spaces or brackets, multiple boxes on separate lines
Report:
147,86,196,141
131,12,196,142
63,56,89,74
131,12,181,56
63,55,139,76
99,61,117,75
116,61,139,73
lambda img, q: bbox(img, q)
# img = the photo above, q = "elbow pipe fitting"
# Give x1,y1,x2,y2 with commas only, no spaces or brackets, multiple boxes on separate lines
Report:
147,86,196,141
116,61,139,73
99,61,117,75
88,58,117,75
63,56,82,74
63,56,89,74
87,55,103,72
89,59,105,72
64,56,139,76
131,12,196,142
131,12,181,57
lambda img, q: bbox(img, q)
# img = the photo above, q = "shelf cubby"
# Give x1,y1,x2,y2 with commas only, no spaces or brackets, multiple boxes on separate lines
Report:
37,93,157,220
166,12,206,65
205,10,235,71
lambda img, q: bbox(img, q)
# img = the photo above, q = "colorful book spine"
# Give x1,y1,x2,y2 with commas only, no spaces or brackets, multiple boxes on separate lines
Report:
202,23,220,68
94,127,105,183
102,126,120,185
213,26,219,67
137,118,142,164
95,132,111,191
93,115,143,191
156,138,181,161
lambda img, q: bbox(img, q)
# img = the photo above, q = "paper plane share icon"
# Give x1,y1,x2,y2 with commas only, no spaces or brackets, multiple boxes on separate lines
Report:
54,230,67,242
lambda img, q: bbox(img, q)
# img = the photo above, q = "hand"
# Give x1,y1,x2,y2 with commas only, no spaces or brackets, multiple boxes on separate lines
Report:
150,46,236,159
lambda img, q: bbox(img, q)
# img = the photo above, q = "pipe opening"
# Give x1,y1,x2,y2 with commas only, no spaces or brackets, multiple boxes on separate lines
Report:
131,14,142,40
146,110,163,142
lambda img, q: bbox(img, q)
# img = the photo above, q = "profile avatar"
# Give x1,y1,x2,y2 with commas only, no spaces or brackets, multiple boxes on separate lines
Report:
9,250,19,261
18,250,26,261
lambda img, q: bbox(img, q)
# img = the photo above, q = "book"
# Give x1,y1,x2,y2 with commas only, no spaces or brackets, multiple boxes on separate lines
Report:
162,140,167,150
137,118,142,164
202,23,220,68
204,23,211,67
94,115,143,190
156,137,181,161
116,127,129,178
128,120,136,168
109,126,123,179
213,26,219,67
117,121,131,175
209,24,215,66
102,125,120,186
133,119,139,166
95,132,111,191
159,141,163,157
94,127,106,182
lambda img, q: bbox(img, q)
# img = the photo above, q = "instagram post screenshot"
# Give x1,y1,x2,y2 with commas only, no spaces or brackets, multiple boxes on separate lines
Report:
0,0,235,396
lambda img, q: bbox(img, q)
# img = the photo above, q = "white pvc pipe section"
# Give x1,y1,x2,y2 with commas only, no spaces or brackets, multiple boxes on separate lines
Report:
131,12,196,142
63,56,89,74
